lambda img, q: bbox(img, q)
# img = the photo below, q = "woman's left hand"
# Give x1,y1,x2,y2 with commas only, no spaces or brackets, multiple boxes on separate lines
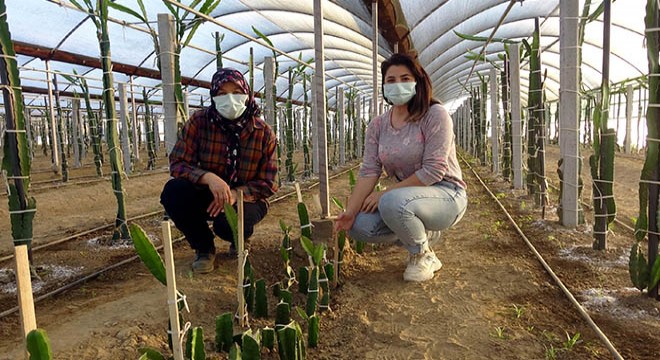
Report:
361,191,383,213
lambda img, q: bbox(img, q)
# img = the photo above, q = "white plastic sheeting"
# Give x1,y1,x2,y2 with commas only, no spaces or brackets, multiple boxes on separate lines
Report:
400,0,648,110
7,0,392,109
3,0,652,113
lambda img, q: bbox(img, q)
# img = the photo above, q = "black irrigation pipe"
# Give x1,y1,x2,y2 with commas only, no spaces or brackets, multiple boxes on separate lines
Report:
458,153,624,360
0,163,361,320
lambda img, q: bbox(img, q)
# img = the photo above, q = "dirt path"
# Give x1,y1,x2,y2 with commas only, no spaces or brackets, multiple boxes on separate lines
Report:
0,147,658,359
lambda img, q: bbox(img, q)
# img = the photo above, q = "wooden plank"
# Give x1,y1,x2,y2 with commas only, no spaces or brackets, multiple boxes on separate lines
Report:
237,190,247,328
14,245,36,345
161,221,184,360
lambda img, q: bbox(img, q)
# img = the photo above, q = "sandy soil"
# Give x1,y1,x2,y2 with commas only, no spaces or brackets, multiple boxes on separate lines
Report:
0,144,658,359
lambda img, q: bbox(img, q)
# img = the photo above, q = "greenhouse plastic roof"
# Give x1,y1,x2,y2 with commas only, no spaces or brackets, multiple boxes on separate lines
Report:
3,0,651,113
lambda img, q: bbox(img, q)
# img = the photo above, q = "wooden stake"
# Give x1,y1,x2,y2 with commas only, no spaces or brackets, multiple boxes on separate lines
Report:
14,244,36,348
162,221,183,360
237,190,247,328
295,182,303,203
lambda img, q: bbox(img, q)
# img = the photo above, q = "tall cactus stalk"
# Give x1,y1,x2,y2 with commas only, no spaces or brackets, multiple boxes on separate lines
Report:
590,0,616,250
526,18,548,210
80,76,103,176
635,0,660,299
71,0,130,241
479,75,488,165
52,74,69,182
302,74,311,177
143,88,156,170
501,56,512,181
285,68,296,182
0,0,37,253
215,31,224,69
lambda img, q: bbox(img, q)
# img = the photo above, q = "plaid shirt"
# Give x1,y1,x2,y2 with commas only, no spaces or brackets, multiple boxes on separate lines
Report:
169,110,278,201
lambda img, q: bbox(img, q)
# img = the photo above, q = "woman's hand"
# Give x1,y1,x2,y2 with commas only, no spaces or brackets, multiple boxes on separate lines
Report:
361,191,383,213
201,172,232,217
334,209,357,232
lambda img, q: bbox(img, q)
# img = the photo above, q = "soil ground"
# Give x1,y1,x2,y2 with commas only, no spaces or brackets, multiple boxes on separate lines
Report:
0,143,658,359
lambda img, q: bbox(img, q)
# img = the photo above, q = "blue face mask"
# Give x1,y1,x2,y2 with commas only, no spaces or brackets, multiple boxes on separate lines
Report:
213,94,248,120
383,81,417,106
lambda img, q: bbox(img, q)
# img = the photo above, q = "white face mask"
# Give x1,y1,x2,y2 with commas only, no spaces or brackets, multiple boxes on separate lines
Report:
383,81,417,106
213,94,249,120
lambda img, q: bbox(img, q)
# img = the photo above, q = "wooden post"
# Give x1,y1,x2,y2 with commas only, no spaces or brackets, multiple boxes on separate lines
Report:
510,43,524,189
264,57,275,128
15,245,37,350
118,83,132,175
490,68,500,174
560,0,580,227
183,89,190,119
338,90,346,165
130,77,140,161
237,190,247,328
162,221,184,360
624,84,633,153
157,13,179,155
314,0,330,218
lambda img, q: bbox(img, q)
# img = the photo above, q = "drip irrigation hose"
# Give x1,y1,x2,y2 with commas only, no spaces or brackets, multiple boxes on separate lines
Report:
458,153,623,359
0,163,362,319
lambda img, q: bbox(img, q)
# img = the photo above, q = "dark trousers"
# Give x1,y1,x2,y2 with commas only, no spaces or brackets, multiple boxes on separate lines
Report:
160,177,268,254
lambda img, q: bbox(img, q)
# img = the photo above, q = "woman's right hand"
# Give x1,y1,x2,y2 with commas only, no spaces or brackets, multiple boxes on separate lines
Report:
334,209,357,232
201,172,231,217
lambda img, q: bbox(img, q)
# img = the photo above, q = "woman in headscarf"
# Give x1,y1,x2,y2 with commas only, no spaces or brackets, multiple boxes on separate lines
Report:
161,68,278,273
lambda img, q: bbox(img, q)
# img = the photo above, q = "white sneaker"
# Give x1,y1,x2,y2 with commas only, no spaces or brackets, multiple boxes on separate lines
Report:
427,230,442,246
403,250,443,282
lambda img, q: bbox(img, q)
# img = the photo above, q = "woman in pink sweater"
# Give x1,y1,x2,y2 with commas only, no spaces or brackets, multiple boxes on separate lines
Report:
335,53,467,282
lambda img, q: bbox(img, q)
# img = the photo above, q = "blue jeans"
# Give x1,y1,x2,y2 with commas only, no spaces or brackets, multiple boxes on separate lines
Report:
348,180,467,254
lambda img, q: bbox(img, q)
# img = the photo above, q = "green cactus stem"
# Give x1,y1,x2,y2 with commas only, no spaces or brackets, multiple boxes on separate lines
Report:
215,312,234,353
255,279,268,318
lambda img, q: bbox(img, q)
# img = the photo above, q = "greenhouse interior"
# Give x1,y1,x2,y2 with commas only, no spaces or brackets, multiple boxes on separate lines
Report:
0,0,659,359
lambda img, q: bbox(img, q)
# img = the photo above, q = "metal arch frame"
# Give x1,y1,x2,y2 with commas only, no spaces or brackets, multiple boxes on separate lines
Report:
432,34,642,102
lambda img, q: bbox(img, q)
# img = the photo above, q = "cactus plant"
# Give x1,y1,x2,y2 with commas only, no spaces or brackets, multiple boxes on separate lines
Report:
216,312,234,353
262,327,275,351
276,321,305,360
0,0,37,253
241,329,261,360
275,300,291,331
189,327,205,360
229,343,242,360
305,267,319,317
26,328,52,360
298,266,309,294
308,314,319,348
255,279,268,318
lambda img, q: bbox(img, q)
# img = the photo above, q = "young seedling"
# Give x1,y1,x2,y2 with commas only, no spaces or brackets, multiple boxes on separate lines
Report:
544,345,558,360
563,331,581,351
512,304,525,319
491,326,507,339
